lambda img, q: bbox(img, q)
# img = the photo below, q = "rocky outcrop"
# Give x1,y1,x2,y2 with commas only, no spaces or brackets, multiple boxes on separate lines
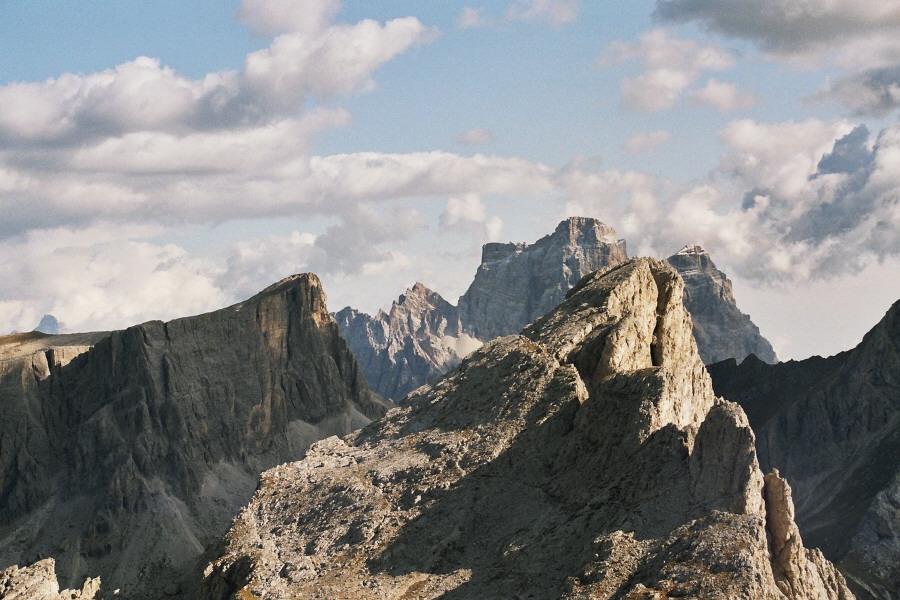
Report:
457,216,628,340
339,220,777,401
708,300,900,599
335,284,477,401
0,274,388,598
0,559,99,600
666,244,777,364
338,217,628,399
202,259,851,599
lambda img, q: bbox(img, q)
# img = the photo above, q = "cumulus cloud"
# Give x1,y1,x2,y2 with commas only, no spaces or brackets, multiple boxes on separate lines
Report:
654,0,900,56
455,128,496,145
457,7,488,29
623,130,672,154
0,18,431,147
0,225,227,334
505,0,580,26
602,29,747,112
653,1,900,115
561,118,899,286
817,66,900,117
690,79,756,112
236,0,340,36
439,194,503,240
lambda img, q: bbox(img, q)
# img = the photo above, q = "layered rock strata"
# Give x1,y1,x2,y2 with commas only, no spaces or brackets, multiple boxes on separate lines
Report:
0,274,388,598
335,284,475,402
202,259,850,599
338,219,777,402
709,300,900,599
666,244,777,364
337,217,628,400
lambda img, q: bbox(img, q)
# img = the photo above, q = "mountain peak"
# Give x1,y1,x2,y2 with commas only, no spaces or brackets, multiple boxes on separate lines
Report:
554,216,619,244
676,243,708,257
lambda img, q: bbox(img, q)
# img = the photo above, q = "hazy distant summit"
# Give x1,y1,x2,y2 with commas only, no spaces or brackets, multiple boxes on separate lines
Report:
33,314,62,335
338,217,776,400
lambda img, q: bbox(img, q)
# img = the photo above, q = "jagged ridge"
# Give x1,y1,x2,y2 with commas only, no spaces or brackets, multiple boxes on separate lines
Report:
0,274,387,598
202,259,849,599
709,300,900,599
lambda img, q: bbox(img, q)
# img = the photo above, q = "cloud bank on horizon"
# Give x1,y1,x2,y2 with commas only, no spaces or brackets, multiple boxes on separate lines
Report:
0,0,898,360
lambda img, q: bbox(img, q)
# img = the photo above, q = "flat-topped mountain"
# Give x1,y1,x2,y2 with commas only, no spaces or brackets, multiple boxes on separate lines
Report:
457,216,628,340
338,217,776,401
0,274,388,598
709,300,900,599
666,244,777,364
202,259,850,599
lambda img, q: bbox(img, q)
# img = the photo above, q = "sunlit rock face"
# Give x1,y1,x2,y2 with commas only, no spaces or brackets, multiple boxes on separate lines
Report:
339,219,778,403
337,217,629,400
202,259,851,600
665,244,777,365
0,274,388,599
709,300,900,600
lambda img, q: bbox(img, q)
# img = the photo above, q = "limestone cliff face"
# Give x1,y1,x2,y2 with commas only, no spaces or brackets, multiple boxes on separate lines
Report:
666,244,777,364
458,216,628,341
0,559,99,600
337,217,628,400
0,274,387,598
334,284,477,401
339,219,778,402
708,300,900,600
202,259,851,600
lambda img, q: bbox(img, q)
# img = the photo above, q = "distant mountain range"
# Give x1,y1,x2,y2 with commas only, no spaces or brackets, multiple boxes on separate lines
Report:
337,217,777,401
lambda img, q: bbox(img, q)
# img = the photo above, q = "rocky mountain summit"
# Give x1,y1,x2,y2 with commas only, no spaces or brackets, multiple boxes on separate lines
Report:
709,300,900,599
0,274,388,598
665,244,777,364
202,259,850,599
338,217,775,401
335,284,476,404
456,216,628,340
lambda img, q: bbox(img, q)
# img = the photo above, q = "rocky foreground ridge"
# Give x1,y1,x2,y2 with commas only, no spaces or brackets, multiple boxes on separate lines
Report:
203,258,849,599
338,217,776,401
709,300,900,599
0,274,388,598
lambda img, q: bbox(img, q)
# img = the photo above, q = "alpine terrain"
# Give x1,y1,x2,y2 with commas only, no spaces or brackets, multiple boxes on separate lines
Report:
709,301,900,599
338,217,776,401
202,258,850,599
0,274,388,598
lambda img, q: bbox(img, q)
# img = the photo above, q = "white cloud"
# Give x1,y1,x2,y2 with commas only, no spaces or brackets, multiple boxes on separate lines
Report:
602,29,737,112
505,0,580,26
690,79,756,112
439,194,503,240
455,128,496,145
0,12,432,146
0,225,227,334
236,0,340,36
654,1,900,115
623,130,672,154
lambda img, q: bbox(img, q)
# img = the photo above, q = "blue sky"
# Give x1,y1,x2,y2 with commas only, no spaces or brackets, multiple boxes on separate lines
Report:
1,0,898,360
